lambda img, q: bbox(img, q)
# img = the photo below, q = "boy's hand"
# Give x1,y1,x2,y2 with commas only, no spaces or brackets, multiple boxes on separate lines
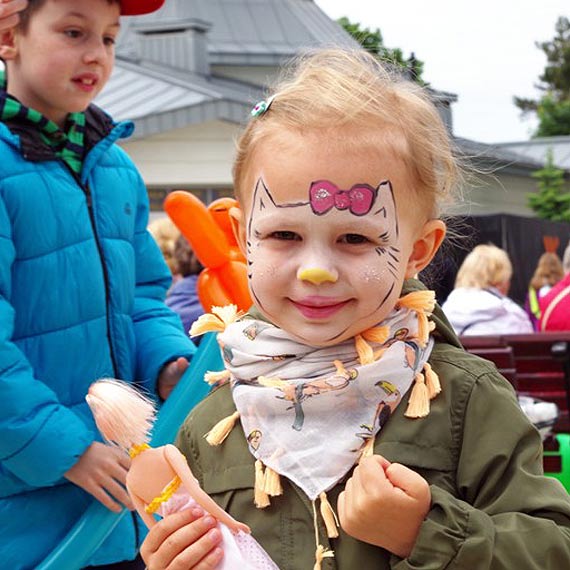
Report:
338,455,431,559
64,441,134,513
141,507,224,570
0,0,28,32
158,356,189,400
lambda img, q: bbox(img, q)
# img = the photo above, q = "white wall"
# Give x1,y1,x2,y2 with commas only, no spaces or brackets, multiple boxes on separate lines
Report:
120,120,242,188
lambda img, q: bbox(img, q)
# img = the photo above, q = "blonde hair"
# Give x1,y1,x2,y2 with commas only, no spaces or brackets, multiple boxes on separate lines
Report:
233,48,462,216
455,244,512,289
530,252,564,290
86,379,156,450
148,216,181,275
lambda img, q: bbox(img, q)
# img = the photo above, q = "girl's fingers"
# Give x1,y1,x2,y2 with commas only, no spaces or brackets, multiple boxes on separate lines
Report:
173,528,223,570
142,510,219,569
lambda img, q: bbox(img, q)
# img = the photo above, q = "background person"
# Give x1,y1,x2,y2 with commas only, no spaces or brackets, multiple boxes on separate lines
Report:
540,241,570,331
166,234,205,340
442,243,533,335
525,250,564,330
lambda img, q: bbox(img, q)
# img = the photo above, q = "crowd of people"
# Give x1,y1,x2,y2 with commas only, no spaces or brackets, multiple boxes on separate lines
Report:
1,2,570,570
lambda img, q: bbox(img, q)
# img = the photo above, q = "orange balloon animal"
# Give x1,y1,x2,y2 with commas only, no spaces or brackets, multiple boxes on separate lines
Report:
164,191,252,313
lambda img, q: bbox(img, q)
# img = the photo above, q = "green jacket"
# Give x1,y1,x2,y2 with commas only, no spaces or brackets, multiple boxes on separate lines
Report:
176,280,570,569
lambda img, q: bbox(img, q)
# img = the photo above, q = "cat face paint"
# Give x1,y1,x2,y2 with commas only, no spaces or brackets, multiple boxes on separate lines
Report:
239,131,427,347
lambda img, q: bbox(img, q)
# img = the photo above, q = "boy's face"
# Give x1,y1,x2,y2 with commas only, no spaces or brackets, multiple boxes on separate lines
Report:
233,129,445,347
0,0,120,127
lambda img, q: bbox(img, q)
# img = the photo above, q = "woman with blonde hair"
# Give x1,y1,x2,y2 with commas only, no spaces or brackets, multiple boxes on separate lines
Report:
442,244,533,335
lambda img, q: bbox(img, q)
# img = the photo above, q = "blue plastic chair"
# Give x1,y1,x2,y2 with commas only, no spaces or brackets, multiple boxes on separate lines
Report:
37,332,222,570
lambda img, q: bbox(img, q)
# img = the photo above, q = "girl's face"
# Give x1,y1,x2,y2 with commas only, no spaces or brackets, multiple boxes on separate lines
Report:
233,129,445,347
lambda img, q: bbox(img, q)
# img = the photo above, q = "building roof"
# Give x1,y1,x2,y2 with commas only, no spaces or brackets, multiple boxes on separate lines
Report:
496,137,570,170
118,0,359,65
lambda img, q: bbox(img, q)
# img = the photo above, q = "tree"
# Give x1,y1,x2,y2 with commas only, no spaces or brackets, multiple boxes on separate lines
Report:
514,16,570,136
338,17,425,84
527,148,570,221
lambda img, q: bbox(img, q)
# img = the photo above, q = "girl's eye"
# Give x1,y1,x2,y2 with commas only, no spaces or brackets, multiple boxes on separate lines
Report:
104,36,116,46
340,234,370,245
269,231,301,241
65,29,82,39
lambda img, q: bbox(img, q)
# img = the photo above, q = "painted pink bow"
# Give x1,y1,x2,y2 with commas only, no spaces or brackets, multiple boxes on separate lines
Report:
309,180,376,216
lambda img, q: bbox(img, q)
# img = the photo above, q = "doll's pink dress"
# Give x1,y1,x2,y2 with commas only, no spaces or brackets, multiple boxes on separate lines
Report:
157,485,279,569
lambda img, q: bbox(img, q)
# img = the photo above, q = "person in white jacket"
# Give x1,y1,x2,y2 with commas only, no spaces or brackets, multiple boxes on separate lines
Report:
442,244,533,335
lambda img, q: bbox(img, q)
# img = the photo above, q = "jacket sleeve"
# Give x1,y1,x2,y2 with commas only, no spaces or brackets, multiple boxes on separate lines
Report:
0,197,94,487
393,370,570,569
130,176,196,392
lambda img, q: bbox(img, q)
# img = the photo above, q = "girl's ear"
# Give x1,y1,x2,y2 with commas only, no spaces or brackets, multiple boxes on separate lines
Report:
229,205,247,257
405,219,446,278
0,29,18,60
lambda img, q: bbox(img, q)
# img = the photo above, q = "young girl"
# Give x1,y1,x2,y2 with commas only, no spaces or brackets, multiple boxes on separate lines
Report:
141,48,570,570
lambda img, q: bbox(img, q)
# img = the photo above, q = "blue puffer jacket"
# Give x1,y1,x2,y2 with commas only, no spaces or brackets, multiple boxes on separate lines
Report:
0,106,196,569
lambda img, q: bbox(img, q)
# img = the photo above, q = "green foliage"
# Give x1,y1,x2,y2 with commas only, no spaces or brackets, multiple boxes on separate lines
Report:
514,16,570,136
528,148,570,221
338,17,425,84
536,95,570,136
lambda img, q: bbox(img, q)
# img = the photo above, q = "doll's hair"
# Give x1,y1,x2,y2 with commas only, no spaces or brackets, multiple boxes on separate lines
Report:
233,48,462,217
454,244,512,290
86,379,156,450
529,252,564,290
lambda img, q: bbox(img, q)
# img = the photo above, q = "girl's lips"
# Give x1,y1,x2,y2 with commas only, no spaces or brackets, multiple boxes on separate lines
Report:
292,298,349,319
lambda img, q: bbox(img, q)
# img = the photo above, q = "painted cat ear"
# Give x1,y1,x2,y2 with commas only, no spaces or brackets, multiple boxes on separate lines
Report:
374,181,399,238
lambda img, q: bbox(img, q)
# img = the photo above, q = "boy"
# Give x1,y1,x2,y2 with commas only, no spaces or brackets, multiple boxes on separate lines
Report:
0,1,197,568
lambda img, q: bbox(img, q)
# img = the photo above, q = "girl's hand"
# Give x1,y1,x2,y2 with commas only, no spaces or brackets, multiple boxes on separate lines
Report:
0,0,28,32
64,442,134,512
158,357,189,400
141,507,224,570
338,455,431,559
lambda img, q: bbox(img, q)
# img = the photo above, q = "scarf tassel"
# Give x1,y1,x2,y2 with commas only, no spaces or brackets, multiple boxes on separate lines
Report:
254,459,271,508
424,361,441,399
319,492,339,538
204,369,231,386
314,545,335,570
205,411,240,446
404,372,430,418
359,436,375,462
355,334,374,365
263,466,283,496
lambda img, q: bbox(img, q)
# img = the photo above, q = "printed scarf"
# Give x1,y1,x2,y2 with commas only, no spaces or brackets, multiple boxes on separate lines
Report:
211,299,436,501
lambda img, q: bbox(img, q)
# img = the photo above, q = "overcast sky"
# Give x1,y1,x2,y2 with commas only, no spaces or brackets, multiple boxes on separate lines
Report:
315,0,568,144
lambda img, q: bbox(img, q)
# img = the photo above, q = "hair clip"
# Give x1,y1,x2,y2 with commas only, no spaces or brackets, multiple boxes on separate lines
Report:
250,95,275,117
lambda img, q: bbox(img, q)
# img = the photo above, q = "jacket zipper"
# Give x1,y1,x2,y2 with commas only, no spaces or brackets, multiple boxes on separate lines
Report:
79,176,119,377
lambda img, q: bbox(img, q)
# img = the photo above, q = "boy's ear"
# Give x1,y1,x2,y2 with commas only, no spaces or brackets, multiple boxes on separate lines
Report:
0,29,18,60
229,205,247,257
405,219,446,278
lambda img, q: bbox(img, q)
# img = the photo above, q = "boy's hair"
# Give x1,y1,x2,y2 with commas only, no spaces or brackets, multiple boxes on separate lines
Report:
233,48,462,217
454,244,512,289
530,252,564,290
18,0,120,33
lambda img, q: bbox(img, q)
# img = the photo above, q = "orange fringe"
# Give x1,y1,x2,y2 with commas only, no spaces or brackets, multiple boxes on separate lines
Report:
254,459,270,508
404,372,430,418
319,492,339,538
205,411,240,445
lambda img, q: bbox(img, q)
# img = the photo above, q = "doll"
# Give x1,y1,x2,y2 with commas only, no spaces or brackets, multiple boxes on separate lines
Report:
86,379,279,569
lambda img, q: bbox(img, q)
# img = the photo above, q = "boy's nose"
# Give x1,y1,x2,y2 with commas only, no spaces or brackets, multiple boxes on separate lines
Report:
296,267,338,285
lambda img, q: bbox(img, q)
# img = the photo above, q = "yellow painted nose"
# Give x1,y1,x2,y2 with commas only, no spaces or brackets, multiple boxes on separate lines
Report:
297,267,338,285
